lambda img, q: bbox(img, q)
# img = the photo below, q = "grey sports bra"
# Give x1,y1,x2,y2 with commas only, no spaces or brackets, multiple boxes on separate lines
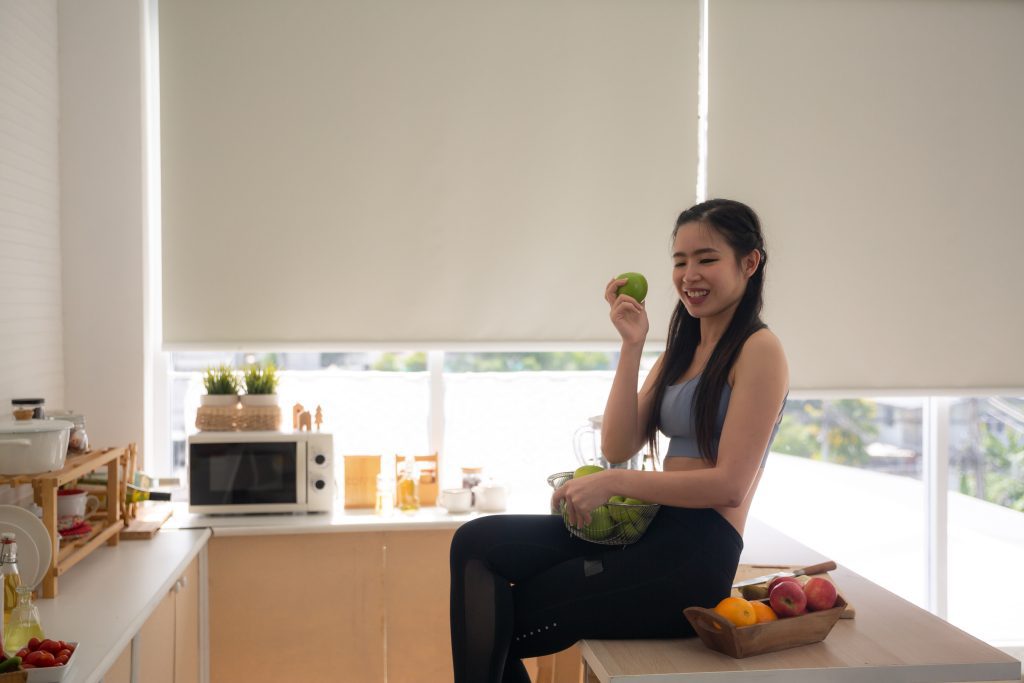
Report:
660,373,784,468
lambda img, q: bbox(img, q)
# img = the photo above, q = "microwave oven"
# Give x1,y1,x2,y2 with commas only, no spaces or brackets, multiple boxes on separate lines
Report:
187,431,335,514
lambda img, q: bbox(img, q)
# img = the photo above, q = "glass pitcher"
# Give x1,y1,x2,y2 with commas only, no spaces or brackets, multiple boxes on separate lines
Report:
572,415,643,470
4,586,44,653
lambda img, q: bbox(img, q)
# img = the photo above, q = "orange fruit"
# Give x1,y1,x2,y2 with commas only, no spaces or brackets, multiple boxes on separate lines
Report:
751,600,778,623
713,596,757,627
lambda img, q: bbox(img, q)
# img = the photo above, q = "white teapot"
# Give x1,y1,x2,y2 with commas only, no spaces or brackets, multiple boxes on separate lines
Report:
472,480,507,512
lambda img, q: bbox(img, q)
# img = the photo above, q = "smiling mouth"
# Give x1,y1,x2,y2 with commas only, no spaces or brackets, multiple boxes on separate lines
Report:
684,289,709,301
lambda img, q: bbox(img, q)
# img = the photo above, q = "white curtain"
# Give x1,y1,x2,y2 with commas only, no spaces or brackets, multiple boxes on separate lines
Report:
708,0,1024,390
159,0,700,348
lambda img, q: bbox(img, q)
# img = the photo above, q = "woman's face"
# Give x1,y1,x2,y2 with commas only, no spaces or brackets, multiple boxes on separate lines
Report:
671,221,758,319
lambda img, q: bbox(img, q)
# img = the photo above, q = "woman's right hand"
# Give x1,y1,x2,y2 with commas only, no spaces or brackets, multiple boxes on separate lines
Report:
605,277,649,346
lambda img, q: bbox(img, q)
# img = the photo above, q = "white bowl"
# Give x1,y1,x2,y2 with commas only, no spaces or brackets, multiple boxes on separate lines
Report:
0,419,73,474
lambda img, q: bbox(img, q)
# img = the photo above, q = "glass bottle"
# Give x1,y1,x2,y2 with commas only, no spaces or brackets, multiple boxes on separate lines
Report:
374,472,394,515
126,484,172,504
3,586,43,654
0,534,21,628
396,456,420,512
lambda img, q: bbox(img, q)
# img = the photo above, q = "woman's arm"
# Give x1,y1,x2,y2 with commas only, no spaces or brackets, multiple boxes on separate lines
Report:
555,329,789,525
599,277,662,463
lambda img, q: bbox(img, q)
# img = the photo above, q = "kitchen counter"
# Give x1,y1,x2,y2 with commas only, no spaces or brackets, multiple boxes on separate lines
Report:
168,498,547,536
33,527,210,683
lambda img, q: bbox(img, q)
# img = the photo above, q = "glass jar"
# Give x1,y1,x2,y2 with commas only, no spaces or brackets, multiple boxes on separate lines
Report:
461,466,483,506
67,415,89,453
10,399,44,420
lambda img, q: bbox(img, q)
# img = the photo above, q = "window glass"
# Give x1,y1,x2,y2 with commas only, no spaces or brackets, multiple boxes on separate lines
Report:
441,351,658,510
169,352,430,482
752,398,927,608
947,396,1024,647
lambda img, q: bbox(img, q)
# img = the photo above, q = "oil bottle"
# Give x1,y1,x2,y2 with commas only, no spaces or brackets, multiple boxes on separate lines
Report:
0,533,21,628
396,455,420,512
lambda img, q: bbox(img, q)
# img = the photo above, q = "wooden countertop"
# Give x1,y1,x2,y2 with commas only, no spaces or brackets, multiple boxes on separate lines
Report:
580,518,1021,682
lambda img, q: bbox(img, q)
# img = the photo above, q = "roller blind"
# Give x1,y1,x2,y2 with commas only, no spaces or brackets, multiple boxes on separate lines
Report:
159,0,699,347
709,0,1024,391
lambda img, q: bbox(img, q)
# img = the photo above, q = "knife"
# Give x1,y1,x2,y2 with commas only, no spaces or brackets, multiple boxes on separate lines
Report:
732,561,837,589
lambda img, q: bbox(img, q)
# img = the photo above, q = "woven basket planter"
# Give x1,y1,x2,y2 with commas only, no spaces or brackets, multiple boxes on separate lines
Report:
196,404,282,431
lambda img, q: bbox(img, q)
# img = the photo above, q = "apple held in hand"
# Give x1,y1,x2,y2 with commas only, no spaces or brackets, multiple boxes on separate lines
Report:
615,272,648,303
803,577,838,611
769,580,807,617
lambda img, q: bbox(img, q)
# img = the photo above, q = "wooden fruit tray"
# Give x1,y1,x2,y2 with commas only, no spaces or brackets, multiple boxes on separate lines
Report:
684,596,847,658
0,445,131,598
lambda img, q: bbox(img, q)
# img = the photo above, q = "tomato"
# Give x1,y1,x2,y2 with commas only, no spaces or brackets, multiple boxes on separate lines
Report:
35,652,56,667
27,637,40,651
56,654,69,665
57,649,71,659
66,642,76,652
15,648,29,659
24,651,48,666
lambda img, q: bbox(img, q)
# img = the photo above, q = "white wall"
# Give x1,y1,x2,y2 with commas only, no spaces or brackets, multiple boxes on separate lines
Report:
0,1,64,418
57,0,148,458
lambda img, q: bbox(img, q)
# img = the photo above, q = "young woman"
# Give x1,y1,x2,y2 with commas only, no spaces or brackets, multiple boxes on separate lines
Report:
449,199,789,683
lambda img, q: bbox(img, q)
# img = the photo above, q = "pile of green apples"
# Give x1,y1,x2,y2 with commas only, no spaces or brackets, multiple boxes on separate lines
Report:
562,465,651,542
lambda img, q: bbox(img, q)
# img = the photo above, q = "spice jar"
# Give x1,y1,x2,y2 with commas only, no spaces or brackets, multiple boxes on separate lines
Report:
11,399,44,420
67,415,89,453
461,466,484,506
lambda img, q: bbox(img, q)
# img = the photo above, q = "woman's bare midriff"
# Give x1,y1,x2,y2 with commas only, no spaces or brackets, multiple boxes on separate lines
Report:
662,455,762,537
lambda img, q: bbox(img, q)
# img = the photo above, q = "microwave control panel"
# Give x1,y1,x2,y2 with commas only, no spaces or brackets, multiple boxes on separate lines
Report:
304,433,335,511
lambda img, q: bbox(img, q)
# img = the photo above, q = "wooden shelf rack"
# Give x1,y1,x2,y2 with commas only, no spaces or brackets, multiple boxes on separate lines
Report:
0,444,132,598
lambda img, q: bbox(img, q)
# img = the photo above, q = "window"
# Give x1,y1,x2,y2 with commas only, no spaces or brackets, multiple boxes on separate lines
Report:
753,398,927,607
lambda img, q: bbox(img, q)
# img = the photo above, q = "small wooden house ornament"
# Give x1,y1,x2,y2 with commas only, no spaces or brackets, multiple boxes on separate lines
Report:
292,403,305,430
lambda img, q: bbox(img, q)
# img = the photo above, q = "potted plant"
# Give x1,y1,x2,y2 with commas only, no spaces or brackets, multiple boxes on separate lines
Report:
241,363,280,406
201,364,240,406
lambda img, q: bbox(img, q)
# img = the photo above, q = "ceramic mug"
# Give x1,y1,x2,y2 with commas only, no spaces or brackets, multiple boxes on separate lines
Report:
438,488,472,514
473,483,507,512
57,488,100,531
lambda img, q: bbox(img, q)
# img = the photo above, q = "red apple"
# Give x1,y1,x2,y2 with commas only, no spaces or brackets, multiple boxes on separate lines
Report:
769,580,807,617
767,575,802,594
803,577,838,611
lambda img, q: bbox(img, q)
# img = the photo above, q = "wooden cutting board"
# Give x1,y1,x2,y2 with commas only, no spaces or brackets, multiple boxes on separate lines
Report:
732,563,855,618
120,503,174,540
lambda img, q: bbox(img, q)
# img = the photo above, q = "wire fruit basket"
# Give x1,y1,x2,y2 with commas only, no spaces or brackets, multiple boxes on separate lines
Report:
547,471,660,546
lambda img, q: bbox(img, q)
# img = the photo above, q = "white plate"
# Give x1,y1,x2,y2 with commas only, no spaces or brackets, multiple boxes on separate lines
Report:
0,505,52,589
24,642,80,682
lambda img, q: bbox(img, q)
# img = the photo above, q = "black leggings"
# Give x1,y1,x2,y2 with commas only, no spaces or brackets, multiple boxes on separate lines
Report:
449,506,743,683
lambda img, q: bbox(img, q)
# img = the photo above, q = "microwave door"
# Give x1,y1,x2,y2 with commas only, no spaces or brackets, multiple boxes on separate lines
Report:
191,442,300,507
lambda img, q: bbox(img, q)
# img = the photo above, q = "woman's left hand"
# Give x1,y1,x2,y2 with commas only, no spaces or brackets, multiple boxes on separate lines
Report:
551,470,617,528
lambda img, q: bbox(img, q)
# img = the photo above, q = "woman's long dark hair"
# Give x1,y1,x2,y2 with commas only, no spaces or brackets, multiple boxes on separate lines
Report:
645,199,768,465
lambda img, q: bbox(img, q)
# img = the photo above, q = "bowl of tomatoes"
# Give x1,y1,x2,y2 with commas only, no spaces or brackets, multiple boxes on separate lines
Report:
8,639,78,682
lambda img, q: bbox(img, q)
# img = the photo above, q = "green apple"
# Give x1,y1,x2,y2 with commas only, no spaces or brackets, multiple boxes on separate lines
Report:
607,495,630,522
622,497,647,523
583,505,615,540
615,272,648,303
618,519,644,542
573,465,604,479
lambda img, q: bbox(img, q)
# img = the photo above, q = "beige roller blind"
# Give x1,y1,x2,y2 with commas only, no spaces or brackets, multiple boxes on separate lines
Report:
159,0,699,348
709,0,1024,391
